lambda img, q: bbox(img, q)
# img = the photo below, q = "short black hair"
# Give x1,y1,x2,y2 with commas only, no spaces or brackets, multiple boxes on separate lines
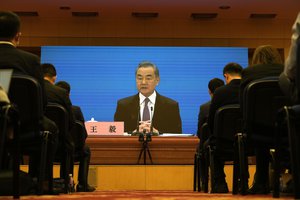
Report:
42,63,57,77
0,11,20,40
208,78,225,93
223,62,243,76
56,81,71,94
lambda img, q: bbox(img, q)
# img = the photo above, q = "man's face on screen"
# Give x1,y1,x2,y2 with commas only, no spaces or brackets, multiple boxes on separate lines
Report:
136,67,160,97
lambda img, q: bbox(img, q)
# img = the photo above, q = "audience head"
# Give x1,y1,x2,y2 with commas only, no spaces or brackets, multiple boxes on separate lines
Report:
208,78,225,97
56,81,71,95
135,61,160,97
42,63,57,84
252,45,283,65
222,62,243,84
0,11,21,45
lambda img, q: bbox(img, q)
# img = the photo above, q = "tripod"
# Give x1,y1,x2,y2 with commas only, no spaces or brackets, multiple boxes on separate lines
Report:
137,131,153,165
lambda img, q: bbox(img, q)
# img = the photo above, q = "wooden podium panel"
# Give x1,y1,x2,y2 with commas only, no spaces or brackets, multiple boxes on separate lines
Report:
86,135,199,165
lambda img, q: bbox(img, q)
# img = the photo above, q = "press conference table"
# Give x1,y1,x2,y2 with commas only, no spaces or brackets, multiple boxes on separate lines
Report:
86,134,199,165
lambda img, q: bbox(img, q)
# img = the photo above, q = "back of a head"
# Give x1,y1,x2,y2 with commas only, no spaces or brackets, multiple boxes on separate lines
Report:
223,62,243,76
0,11,20,41
56,81,71,94
208,78,225,93
42,63,57,78
251,45,283,65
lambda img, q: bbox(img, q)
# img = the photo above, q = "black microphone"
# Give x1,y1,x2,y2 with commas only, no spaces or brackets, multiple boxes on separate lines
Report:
150,106,154,134
136,104,141,133
139,130,145,142
131,104,140,136
146,131,152,142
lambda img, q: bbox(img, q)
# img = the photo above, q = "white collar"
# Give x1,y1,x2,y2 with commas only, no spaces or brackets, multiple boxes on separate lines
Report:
139,91,156,105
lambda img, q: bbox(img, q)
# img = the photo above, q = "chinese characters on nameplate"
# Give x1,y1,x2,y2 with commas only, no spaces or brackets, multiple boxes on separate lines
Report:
85,121,124,135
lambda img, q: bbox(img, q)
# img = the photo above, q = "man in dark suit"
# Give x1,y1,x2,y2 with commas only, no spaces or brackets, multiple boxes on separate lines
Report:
55,80,95,192
42,63,76,186
0,11,47,106
42,64,75,131
0,11,58,180
197,78,224,139
207,62,243,193
114,61,182,134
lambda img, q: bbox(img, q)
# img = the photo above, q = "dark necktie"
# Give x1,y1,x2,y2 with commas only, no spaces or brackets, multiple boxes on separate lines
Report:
142,98,150,121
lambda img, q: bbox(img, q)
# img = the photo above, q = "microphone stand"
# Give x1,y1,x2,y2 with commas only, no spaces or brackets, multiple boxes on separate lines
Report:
137,105,153,164
137,130,153,165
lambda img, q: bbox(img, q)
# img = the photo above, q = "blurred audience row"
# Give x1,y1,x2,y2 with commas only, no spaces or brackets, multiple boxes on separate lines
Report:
0,11,95,194
197,12,299,195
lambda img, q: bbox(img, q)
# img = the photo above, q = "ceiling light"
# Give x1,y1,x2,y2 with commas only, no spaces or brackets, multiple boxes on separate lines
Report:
14,11,39,17
132,12,159,18
250,13,277,19
60,6,71,10
191,13,218,19
219,5,231,10
72,12,99,17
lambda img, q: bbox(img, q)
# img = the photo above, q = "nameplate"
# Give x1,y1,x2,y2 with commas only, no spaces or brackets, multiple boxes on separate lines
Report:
85,121,124,135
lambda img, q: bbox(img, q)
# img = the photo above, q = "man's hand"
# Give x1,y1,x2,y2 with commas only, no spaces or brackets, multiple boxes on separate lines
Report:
138,121,159,133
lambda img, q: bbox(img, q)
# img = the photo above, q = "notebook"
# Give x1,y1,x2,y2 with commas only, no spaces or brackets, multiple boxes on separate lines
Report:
0,69,13,93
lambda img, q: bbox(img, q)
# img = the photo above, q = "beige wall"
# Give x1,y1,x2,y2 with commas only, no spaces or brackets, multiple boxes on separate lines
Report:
19,17,294,57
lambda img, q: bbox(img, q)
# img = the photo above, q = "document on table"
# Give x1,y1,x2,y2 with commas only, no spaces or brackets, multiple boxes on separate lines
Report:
159,133,195,137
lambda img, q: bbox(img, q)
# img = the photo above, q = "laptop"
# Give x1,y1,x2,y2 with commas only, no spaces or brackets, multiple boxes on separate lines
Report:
0,69,13,93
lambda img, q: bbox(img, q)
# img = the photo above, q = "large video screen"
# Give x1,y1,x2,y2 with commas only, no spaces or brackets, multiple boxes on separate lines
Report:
41,46,248,134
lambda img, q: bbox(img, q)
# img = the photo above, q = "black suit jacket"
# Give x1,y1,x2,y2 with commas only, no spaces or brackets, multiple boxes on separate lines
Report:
72,105,85,123
240,63,284,111
0,43,47,107
208,79,241,134
114,92,182,133
197,100,210,138
72,105,87,138
44,80,75,129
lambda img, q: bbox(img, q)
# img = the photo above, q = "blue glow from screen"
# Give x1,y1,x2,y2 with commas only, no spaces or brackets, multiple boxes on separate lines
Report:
41,46,248,134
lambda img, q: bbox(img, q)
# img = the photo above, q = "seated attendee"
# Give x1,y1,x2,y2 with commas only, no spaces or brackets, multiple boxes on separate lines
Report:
42,63,75,147
55,81,85,124
114,61,182,134
0,11,58,181
197,78,224,139
207,62,243,193
240,45,284,194
279,12,300,104
240,45,284,110
42,63,75,184
55,80,95,192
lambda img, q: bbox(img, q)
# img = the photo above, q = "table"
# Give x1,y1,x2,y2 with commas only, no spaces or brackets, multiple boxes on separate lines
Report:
86,135,199,165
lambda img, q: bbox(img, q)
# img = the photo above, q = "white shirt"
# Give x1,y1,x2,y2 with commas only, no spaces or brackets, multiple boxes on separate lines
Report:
139,91,156,122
